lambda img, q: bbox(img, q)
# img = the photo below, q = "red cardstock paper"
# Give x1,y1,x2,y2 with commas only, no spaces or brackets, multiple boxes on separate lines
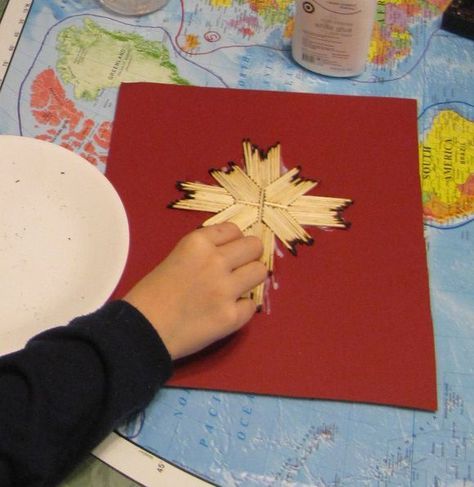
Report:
106,82,437,411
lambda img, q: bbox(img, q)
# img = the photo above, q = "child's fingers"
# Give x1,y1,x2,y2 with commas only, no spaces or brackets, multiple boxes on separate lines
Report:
200,222,243,246
233,298,259,330
232,261,268,297
220,236,263,270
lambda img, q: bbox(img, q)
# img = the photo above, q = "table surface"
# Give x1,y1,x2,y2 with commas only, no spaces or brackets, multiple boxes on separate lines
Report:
1,0,473,485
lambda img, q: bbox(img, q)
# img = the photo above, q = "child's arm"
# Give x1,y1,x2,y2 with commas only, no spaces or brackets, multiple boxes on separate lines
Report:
124,221,267,359
0,222,265,487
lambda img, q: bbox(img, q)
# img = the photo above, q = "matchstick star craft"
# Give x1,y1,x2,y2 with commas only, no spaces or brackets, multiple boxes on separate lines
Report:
169,140,352,307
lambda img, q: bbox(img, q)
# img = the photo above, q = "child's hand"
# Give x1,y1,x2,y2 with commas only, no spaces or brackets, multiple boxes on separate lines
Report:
123,222,267,359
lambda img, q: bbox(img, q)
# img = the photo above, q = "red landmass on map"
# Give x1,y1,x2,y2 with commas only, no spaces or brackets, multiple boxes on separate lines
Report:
30,68,111,166
227,16,258,37
459,174,474,196
424,192,474,222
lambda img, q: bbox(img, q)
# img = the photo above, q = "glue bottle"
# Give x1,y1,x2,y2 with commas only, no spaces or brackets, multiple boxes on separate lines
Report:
291,0,378,77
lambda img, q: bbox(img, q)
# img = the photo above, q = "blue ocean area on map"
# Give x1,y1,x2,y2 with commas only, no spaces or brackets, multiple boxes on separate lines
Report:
1,0,473,484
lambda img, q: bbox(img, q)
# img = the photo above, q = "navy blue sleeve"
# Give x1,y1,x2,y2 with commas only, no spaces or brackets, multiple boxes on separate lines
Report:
0,300,172,487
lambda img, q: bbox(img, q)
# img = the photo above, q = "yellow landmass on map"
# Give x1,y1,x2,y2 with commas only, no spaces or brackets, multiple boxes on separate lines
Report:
184,34,200,51
284,17,294,39
211,0,232,6
420,110,474,223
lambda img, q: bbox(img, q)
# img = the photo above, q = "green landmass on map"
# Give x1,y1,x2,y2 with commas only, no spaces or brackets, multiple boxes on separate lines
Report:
57,19,189,100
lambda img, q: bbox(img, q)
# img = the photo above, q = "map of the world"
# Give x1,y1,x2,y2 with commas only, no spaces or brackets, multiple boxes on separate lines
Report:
0,0,473,485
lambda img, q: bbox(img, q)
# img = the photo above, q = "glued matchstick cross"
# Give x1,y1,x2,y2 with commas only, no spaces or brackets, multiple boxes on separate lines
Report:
169,140,352,308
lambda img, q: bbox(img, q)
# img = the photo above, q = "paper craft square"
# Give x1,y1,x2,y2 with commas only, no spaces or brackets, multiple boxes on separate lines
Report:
106,82,437,411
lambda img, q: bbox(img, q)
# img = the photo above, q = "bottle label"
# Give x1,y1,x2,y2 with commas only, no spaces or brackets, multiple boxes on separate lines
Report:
293,0,376,76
